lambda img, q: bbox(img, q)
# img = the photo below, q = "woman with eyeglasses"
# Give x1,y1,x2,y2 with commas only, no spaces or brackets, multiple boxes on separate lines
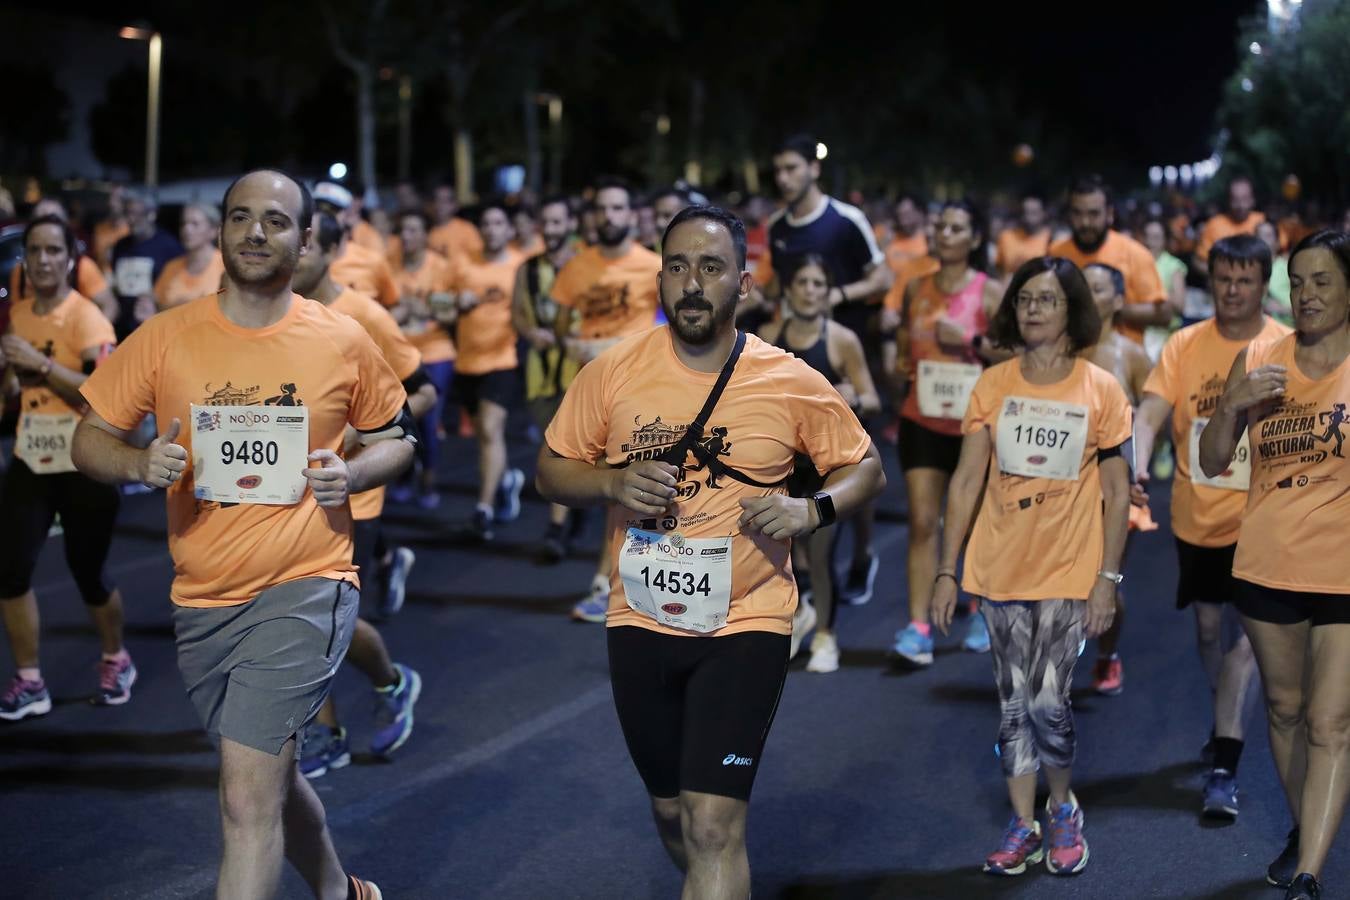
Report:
931,256,1132,878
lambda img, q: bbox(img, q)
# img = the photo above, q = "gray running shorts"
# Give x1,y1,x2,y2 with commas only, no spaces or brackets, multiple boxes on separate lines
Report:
172,577,358,755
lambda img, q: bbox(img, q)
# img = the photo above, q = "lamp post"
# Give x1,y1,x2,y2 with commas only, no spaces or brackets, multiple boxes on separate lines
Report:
120,25,161,189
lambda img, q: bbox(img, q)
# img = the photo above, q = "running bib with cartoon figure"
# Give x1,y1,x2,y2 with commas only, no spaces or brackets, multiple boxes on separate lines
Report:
1189,416,1251,491
189,404,309,505
619,528,733,633
14,412,78,474
916,360,982,420
995,396,1089,481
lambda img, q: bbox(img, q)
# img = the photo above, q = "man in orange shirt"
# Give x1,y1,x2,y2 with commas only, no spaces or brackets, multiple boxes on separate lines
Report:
316,183,400,307
1194,176,1265,265
996,190,1053,277
537,204,884,900
885,193,928,275
70,170,409,900
1050,175,1170,345
429,182,484,264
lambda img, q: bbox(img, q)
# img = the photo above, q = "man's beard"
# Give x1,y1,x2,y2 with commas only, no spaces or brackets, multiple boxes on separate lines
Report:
223,242,299,288
665,292,735,345
1073,227,1107,254
597,222,629,247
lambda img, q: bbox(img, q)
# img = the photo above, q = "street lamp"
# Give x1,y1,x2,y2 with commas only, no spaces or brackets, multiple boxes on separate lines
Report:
120,24,162,189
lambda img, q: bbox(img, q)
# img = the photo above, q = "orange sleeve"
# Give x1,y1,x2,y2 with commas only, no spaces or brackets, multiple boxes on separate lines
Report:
1195,219,1217,263
368,305,423,381
77,257,108,298
883,274,905,312
543,352,612,462
346,323,408,431
153,258,179,307
72,297,117,354
785,364,871,473
1141,329,1181,405
994,232,1010,273
1127,244,1165,304
377,258,400,307
962,367,1001,435
79,316,162,430
1097,374,1134,449
8,264,18,299
550,253,591,308
753,247,774,288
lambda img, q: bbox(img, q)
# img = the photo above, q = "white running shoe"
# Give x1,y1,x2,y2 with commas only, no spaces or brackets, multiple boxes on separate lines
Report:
805,632,839,673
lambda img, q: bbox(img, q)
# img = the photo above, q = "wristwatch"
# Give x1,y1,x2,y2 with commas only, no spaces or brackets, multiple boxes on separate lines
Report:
811,491,836,531
1097,570,1125,585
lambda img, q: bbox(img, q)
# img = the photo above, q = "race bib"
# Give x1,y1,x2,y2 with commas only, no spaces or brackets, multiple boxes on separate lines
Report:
995,396,1089,481
619,528,733,633
14,412,77,474
916,360,982,420
115,256,154,296
189,404,310,505
1189,416,1251,491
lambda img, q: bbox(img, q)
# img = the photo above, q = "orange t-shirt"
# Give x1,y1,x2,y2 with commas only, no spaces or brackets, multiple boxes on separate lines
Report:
1143,317,1291,547
429,217,484,265
885,232,928,274
79,294,407,608
92,220,129,273
1233,334,1350,594
882,256,941,312
350,220,387,254
900,272,990,436
9,256,108,304
394,251,456,365
331,241,399,307
512,235,545,257
961,358,1133,601
8,290,115,418
329,287,422,523
1049,230,1165,345
545,328,871,637
995,227,1052,276
1195,212,1266,264
449,249,524,375
154,252,225,311
551,244,661,340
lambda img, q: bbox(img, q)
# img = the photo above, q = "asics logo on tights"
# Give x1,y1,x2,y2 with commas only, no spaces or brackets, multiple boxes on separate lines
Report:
722,753,753,767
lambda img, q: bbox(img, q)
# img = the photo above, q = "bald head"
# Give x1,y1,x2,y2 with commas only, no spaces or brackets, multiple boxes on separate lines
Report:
220,169,313,289
221,169,312,230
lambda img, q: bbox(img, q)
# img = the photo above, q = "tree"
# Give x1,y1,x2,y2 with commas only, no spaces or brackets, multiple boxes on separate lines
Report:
0,62,69,175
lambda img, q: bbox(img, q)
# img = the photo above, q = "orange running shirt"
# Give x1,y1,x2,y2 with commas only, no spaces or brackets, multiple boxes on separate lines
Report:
885,232,929,274
449,249,524,375
92,219,129,273
882,256,941,312
961,358,1133,601
900,272,990,436
8,290,115,417
429,218,484,265
154,252,225,311
331,241,399,307
1232,334,1350,594
996,227,1052,276
395,250,456,365
1195,212,1266,264
550,244,661,340
9,256,108,304
350,220,386,254
1143,317,1291,546
545,328,871,637
1049,230,1165,345
80,294,407,608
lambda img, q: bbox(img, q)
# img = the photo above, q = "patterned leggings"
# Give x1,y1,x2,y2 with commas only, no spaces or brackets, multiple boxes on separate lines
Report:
981,598,1086,778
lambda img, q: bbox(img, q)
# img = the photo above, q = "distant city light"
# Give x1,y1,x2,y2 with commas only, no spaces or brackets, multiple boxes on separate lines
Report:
815,142,829,161
1241,77,1255,92
328,162,348,180
1250,41,1263,55
1149,166,1163,187
1164,166,1178,185
656,114,671,136
1179,164,1194,183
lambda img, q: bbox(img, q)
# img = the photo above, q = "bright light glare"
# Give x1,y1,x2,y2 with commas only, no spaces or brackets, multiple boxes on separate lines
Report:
1241,77,1255,92
1250,41,1263,54
815,142,828,160
328,162,348,180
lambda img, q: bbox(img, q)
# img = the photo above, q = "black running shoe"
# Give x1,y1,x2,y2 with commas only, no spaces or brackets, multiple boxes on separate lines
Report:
1284,873,1320,900
1268,828,1300,888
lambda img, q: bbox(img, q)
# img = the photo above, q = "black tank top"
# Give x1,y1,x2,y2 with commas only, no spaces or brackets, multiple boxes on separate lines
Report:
774,318,843,385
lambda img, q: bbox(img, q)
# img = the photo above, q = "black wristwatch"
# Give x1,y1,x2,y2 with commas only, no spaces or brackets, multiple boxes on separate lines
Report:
811,491,836,531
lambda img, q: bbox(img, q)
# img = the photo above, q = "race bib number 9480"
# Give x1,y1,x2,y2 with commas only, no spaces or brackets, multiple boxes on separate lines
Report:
190,404,309,505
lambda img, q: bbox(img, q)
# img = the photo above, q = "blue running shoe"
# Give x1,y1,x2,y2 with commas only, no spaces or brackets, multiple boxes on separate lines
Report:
299,724,351,779
496,468,526,522
891,623,934,667
1202,769,1239,821
963,611,991,653
571,575,609,623
371,664,422,757
376,547,415,618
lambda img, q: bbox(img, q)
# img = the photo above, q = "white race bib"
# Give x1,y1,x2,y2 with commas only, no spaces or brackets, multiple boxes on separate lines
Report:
1189,416,1251,491
619,528,733,633
916,360,982,420
115,257,154,296
14,412,77,474
995,396,1090,481
190,404,310,505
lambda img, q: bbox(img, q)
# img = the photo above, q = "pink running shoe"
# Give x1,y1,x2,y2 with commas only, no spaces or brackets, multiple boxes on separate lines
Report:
983,816,1044,876
93,654,138,706
1045,792,1090,875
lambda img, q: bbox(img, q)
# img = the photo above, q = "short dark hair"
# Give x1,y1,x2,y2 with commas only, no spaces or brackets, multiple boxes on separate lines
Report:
1084,262,1126,297
662,204,748,270
396,207,430,232
774,134,818,164
23,213,78,260
593,176,632,205
895,192,925,210
1210,234,1272,282
784,252,835,290
539,195,572,217
220,169,313,229
476,197,510,223
1068,173,1112,205
1290,229,1350,285
512,203,537,220
313,211,344,254
988,257,1102,353
939,198,987,272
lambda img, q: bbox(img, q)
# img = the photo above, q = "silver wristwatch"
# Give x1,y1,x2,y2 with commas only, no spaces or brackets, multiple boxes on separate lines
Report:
1097,570,1125,585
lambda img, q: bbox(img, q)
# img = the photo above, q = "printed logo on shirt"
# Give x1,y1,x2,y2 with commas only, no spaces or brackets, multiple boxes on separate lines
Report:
195,409,221,432
1190,373,1228,418
203,381,262,405
575,283,630,321
263,383,304,406
622,416,736,490
722,753,754,767
1254,397,1348,469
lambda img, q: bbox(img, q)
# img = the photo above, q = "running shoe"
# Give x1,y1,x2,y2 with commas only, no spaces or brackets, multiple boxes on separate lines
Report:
890,623,934,668
468,507,494,542
805,631,839,673
298,724,351,779
570,575,609,623
1201,769,1239,821
540,522,568,563
1268,827,1300,888
371,663,422,757
92,654,138,706
1200,732,1217,767
1284,873,1321,900
496,468,526,522
840,552,879,606
983,816,1044,876
348,875,384,900
376,547,416,618
1045,792,1089,875
1092,656,1124,695
0,675,51,721
790,599,817,659
963,611,991,654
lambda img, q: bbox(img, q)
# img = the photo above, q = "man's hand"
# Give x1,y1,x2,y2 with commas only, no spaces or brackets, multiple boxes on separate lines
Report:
303,449,351,508
608,461,678,515
0,334,47,372
140,417,188,488
935,316,969,354
737,494,817,541
1085,579,1117,639
1130,472,1150,508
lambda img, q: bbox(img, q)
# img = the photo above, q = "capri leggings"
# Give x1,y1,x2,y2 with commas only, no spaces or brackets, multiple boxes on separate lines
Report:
414,360,454,470
981,598,1085,778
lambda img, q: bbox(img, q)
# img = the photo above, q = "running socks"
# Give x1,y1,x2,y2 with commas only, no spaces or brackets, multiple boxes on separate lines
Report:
1212,737,1244,775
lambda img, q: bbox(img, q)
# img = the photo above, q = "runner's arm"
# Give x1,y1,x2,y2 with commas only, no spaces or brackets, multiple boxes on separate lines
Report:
1116,300,1172,329
936,427,992,575
72,411,180,485
1200,349,1285,477
343,430,415,495
834,261,892,306
510,264,536,336
836,326,880,416
1132,393,1171,484
817,440,886,521
91,287,120,323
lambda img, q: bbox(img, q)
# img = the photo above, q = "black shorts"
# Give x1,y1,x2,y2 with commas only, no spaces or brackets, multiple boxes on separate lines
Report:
1235,580,1350,627
607,625,789,801
0,458,119,605
897,416,963,474
451,368,520,414
785,455,825,498
1174,539,1237,609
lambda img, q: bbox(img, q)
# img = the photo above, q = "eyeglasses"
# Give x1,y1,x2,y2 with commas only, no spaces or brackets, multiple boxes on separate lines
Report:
1014,293,1064,311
